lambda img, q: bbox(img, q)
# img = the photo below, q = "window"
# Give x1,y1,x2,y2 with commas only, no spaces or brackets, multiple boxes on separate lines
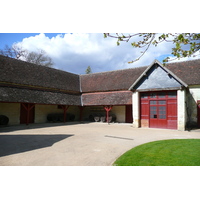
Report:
159,106,166,119
150,100,157,105
150,106,157,118
168,91,177,98
158,100,166,105
141,93,148,98
158,92,166,98
150,92,157,98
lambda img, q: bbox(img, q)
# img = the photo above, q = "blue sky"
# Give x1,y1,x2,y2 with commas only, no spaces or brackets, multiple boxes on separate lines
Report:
0,33,198,75
0,33,62,48
0,0,199,75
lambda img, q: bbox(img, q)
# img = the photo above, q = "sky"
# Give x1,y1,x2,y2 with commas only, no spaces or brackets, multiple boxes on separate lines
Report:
0,0,199,75
0,33,199,75
1,1,199,198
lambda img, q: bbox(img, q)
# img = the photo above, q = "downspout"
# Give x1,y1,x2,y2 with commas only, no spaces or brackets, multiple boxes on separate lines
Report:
79,75,83,106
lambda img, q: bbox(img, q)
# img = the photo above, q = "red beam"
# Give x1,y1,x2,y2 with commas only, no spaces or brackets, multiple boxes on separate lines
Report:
60,105,69,123
104,106,113,123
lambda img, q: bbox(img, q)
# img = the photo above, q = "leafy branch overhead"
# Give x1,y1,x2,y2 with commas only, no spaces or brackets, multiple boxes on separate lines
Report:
104,33,200,64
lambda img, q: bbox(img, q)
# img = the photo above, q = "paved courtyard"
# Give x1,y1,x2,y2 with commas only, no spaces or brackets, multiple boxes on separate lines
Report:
0,122,200,166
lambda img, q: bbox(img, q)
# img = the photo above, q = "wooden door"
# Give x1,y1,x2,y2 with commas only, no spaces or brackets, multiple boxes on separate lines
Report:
149,100,167,129
167,99,177,129
20,103,35,124
126,105,133,123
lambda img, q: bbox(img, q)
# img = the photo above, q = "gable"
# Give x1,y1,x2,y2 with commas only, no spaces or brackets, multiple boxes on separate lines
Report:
129,61,187,91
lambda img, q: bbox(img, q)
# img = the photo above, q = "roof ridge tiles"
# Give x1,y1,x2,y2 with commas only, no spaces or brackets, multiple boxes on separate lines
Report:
0,54,78,76
80,65,149,76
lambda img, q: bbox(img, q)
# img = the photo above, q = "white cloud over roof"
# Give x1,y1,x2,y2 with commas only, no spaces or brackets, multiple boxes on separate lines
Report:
13,33,200,74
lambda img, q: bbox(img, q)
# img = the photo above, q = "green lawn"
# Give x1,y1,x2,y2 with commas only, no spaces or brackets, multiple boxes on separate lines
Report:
114,139,200,166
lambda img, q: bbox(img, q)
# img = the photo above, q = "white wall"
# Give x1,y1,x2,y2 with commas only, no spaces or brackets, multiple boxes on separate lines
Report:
132,91,140,128
0,103,20,125
177,89,186,131
82,106,126,123
35,105,80,123
186,86,200,126
112,106,125,123
35,105,63,123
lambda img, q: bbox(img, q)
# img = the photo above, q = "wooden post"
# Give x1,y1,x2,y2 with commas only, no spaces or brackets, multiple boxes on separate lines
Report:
61,105,69,123
78,106,85,122
104,106,113,124
27,104,30,125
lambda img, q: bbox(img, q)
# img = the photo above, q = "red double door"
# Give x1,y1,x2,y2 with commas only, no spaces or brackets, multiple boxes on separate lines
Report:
149,99,177,129
20,103,35,124
141,91,177,129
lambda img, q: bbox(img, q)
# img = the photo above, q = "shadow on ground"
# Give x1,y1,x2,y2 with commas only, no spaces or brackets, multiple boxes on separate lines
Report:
0,134,73,157
0,122,80,133
0,121,93,133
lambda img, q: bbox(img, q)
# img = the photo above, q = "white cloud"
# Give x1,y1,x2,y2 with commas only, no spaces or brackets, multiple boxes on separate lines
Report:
14,33,200,74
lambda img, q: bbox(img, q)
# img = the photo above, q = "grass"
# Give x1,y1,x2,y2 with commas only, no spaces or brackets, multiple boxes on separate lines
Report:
114,139,200,166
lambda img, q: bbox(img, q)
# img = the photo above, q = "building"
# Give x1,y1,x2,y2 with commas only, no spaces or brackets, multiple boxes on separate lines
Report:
0,55,200,130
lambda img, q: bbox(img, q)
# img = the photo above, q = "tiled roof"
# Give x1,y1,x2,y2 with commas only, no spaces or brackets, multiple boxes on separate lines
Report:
0,86,81,105
1,55,200,106
165,59,200,85
80,66,147,92
81,59,200,93
0,55,80,93
82,91,132,106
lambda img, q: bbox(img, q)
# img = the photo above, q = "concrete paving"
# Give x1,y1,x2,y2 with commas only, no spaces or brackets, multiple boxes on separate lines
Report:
0,122,200,166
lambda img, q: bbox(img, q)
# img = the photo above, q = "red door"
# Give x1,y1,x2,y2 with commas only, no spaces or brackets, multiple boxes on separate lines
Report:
20,103,35,124
126,105,133,123
149,100,167,128
140,91,177,129
167,99,177,129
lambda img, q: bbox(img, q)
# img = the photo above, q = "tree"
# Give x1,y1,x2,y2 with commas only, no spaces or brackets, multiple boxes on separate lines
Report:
85,66,92,74
25,49,53,68
0,44,27,59
104,33,200,64
0,45,54,68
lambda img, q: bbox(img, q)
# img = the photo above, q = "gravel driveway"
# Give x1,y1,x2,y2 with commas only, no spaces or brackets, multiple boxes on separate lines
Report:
0,122,200,166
